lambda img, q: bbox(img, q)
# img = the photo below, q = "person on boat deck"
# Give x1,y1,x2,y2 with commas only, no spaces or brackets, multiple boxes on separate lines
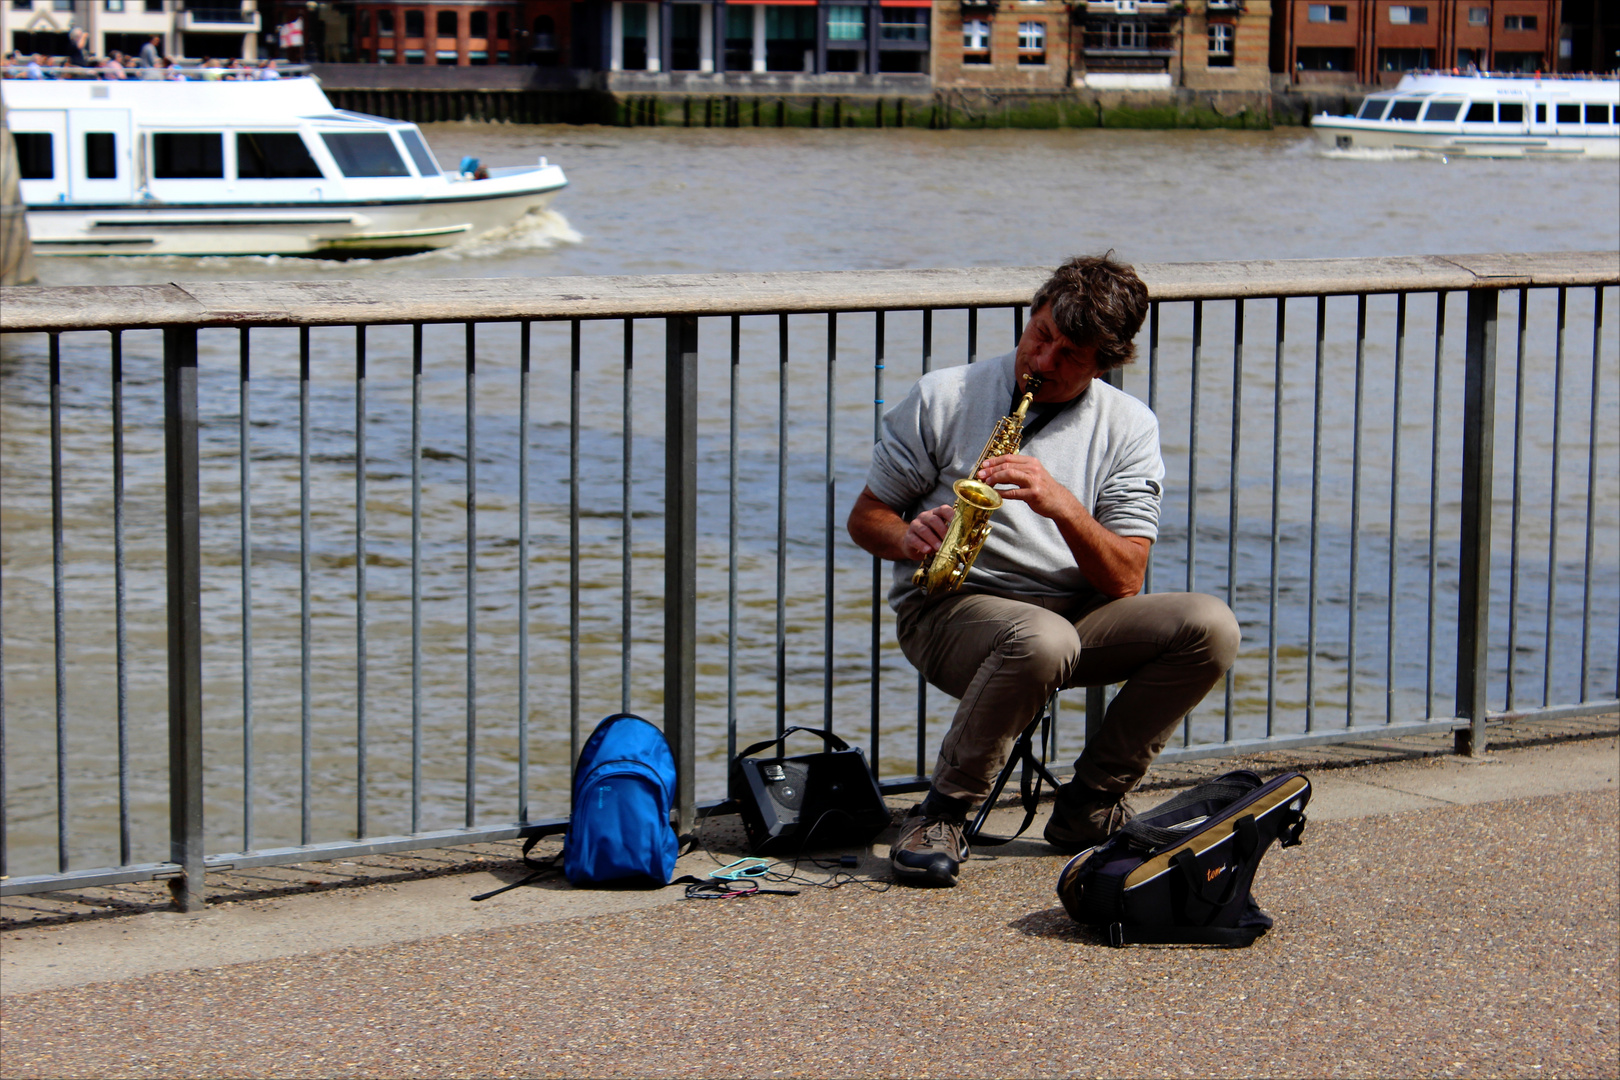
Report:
847,253,1240,889
138,35,161,70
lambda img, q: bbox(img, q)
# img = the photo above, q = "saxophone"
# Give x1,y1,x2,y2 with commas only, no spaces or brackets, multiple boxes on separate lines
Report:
911,373,1043,595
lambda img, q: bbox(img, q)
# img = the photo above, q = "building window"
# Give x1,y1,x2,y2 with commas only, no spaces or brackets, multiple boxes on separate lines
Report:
962,17,990,62
881,8,927,42
1378,47,1431,71
496,11,510,38
405,9,425,37
145,0,163,11
1207,22,1233,67
377,9,394,35
1389,6,1427,26
470,11,488,37
1503,15,1536,32
105,0,125,11
437,10,457,37
827,7,865,41
1307,4,1346,23
1018,21,1044,64
1467,6,1488,25
1296,46,1354,71
52,0,70,10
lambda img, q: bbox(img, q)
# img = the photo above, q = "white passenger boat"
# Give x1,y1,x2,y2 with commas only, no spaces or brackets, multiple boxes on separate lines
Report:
1312,72,1619,159
1,77,567,257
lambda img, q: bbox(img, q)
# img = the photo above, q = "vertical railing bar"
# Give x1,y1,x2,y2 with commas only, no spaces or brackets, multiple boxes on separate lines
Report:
1307,296,1326,733
465,322,478,827
775,314,789,739
49,334,68,872
1579,286,1603,699
917,309,931,776
622,319,634,716
1013,303,1024,345
113,330,130,864
1266,300,1285,738
1456,287,1499,756
163,326,204,911
518,321,532,823
354,325,368,840
299,327,312,845
410,324,423,833
728,315,741,768
967,306,978,365
870,310,884,772
1145,302,1159,597
0,370,4,880
238,328,253,852
1425,293,1447,718
665,315,699,834
569,320,582,769
1223,298,1243,743
1386,294,1406,726
1505,288,1529,711
1347,295,1366,727
824,312,837,734
1183,301,1202,747
1543,289,1566,709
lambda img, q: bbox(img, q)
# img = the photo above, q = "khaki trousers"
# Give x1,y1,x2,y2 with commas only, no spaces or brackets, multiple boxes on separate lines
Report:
896,589,1240,803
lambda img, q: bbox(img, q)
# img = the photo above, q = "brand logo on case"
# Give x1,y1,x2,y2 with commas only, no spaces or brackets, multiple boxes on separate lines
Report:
1206,865,1224,882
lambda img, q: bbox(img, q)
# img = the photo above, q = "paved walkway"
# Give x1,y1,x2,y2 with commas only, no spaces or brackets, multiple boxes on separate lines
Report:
2,733,1616,1079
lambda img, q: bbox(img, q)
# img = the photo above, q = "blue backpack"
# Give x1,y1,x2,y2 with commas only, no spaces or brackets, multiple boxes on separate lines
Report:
562,713,680,887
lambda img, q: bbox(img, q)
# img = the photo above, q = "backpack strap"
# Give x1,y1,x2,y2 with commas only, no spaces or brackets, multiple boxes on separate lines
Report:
964,712,1064,846
469,835,563,902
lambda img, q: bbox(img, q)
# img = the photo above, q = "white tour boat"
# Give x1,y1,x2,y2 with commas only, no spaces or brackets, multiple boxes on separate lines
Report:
1312,72,1619,159
2,77,567,257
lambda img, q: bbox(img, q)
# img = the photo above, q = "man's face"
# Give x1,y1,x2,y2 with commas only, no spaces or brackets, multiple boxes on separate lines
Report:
1014,303,1100,403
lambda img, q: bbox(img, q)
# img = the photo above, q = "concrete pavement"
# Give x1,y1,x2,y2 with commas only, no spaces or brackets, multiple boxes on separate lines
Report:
1,733,1615,1078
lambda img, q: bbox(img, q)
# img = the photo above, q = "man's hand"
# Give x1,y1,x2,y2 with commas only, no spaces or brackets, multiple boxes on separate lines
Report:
848,487,954,564
903,503,956,562
977,453,1151,599
977,453,1079,520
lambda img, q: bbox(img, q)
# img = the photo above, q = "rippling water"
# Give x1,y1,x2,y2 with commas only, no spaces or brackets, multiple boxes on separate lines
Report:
3,126,1616,873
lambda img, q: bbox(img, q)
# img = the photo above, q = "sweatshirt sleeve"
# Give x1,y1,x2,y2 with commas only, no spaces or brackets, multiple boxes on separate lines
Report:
865,379,940,514
1092,415,1164,542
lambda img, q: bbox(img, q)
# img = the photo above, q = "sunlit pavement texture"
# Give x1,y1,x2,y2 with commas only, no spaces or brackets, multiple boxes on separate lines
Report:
2,720,1615,1080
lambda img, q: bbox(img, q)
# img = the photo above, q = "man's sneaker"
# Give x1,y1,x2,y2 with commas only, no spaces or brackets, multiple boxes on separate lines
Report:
890,805,970,888
1044,781,1135,853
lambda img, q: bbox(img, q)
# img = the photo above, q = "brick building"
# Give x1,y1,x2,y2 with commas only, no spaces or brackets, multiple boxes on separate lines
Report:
1274,0,1568,87
932,1,1272,91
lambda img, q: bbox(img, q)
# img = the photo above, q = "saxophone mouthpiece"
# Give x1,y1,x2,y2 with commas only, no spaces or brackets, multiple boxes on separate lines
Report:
1023,373,1043,396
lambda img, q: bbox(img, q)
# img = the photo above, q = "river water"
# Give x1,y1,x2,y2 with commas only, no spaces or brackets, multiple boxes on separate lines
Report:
3,126,1616,873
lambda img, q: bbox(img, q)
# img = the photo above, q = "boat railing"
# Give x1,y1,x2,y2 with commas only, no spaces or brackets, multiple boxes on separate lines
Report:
0,253,1615,907
0,62,314,81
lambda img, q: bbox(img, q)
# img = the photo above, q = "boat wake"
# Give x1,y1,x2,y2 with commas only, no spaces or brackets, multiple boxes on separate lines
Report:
428,207,585,261
1316,146,1434,162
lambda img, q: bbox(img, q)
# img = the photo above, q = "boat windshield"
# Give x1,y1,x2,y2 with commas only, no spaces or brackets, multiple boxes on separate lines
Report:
1357,98,1391,120
397,128,442,178
1387,100,1422,121
1422,100,1463,122
321,131,411,178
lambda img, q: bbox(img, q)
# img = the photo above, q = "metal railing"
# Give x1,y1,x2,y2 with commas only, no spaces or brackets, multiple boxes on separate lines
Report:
1,253,1615,906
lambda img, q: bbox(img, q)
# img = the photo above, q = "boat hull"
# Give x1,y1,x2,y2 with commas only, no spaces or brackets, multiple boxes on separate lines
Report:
1312,119,1619,159
25,172,566,258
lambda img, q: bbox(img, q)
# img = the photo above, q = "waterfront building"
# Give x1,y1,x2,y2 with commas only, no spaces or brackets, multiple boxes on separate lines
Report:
932,1,1271,93
1274,0,1584,89
1,1,260,64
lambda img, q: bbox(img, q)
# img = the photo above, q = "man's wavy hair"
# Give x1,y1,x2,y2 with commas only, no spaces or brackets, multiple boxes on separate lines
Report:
1030,253,1149,373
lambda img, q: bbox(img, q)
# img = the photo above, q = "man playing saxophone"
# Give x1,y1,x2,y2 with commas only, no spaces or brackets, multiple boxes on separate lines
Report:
847,254,1240,888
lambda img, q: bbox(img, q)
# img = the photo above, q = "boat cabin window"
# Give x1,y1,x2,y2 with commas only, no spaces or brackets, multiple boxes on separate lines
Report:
1357,98,1390,120
321,132,411,178
1556,103,1581,123
153,133,224,179
1498,103,1524,123
1587,104,1612,125
1465,102,1494,122
1387,99,1422,121
237,133,324,179
1422,100,1461,122
14,132,54,180
397,129,441,178
85,132,117,180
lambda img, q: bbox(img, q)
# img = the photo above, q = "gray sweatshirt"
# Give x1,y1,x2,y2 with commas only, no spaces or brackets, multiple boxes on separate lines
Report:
865,351,1164,609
